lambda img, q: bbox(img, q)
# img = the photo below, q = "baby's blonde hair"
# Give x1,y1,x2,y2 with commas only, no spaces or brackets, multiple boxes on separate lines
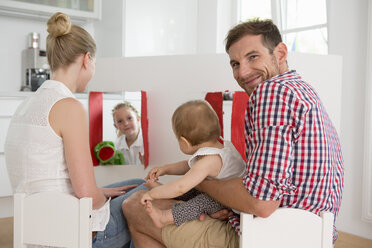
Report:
172,100,221,146
46,12,96,71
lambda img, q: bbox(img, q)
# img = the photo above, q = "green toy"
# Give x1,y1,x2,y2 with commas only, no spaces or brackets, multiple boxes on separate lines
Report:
94,141,125,165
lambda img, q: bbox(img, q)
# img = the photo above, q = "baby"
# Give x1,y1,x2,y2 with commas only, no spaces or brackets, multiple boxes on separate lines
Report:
141,99,245,227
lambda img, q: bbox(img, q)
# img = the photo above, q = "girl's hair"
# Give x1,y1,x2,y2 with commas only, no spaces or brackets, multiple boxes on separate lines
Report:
172,100,221,146
112,101,140,123
46,12,96,71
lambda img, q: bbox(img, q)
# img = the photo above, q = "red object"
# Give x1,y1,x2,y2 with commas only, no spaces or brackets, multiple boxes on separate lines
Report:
231,91,249,162
89,92,103,166
141,91,149,168
99,146,115,161
205,92,223,143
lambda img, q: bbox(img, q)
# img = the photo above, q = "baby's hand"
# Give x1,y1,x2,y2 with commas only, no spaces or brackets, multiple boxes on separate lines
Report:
141,192,153,205
144,179,162,190
145,166,165,181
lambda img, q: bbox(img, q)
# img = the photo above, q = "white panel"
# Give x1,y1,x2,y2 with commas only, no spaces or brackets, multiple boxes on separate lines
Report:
125,0,198,56
0,155,12,196
0,118,11,153
287,52,342,134
94,164,179,187
362,0,372,223
223,101,232,141
0,98,24,116
78,98,89,111
0,97,24,197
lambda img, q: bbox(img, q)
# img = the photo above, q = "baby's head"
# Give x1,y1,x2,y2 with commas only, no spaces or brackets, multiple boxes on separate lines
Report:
172,100,221,147
112,102,140,138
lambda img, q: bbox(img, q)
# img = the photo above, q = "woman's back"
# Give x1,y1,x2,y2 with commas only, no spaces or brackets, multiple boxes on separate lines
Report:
5,80,75,194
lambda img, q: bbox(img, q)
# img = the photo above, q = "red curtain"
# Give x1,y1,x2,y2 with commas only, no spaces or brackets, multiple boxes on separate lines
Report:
205,92,224,142
231,91,249,162
141,91,149,168
89,92,103,166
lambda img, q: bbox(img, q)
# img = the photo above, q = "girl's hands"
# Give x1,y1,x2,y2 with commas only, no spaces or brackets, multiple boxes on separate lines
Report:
101,184,138,198
140,192,153,205
139,152,145,165
145,166,167,181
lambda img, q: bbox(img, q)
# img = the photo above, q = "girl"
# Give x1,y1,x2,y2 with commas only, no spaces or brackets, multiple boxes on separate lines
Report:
5,12,146,248
112,102,144,165
141,100,246,228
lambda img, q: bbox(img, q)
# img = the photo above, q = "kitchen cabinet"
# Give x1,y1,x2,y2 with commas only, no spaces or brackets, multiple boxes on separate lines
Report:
0,0,101,22
0,95,25,197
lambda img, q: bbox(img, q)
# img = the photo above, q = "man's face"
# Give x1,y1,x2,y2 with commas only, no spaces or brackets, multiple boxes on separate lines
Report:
228,34,281,96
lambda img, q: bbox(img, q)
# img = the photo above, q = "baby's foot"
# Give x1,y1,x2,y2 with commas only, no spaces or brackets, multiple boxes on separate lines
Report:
145,201,174,228
144,179,162,190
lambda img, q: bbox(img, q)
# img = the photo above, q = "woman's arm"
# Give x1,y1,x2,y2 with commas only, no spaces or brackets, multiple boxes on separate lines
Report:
144,155,222,201
49,98,106,209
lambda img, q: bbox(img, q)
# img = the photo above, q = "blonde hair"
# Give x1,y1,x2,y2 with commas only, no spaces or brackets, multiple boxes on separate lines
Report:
172,100,221,146
46,12,96,71
112,101,140,122
112,102,140,137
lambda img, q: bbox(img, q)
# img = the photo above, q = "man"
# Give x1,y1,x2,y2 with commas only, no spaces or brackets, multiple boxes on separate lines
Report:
122,19,344,248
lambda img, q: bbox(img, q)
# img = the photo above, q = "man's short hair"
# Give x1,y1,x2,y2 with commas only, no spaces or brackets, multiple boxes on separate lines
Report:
225,18,282,54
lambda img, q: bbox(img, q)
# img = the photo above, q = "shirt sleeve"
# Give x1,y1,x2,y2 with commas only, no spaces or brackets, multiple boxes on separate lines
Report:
243,82,308,201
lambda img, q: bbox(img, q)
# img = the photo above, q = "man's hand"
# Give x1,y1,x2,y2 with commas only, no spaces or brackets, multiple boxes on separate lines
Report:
199,209,234,221
102,184,138,198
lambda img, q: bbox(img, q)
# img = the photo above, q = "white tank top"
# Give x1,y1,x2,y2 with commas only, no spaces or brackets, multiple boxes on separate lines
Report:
5,80,109,231
188,140,246,179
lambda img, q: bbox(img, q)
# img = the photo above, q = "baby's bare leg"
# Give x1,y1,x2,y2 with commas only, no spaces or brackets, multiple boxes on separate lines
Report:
145,200,175,228
122,190,175,248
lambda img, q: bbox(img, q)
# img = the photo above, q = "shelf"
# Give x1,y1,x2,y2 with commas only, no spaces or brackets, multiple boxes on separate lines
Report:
0,0,101,23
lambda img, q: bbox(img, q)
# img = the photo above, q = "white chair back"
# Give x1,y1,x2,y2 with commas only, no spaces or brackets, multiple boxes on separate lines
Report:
14,192,92,248
240,208,333,248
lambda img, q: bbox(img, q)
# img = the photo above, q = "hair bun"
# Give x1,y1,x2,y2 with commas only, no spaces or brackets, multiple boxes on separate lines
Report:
47,12,72,38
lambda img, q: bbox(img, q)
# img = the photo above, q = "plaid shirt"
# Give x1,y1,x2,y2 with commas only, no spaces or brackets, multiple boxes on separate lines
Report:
228,70,344,242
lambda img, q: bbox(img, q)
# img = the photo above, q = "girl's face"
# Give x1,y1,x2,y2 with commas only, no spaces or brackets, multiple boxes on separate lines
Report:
113,107,140,139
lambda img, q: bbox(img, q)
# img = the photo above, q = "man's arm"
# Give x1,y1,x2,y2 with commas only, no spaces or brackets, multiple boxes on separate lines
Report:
197,177,280,218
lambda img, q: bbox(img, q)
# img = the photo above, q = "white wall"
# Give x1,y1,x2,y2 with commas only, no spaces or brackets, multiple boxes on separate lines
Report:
0,15,94,92
327,0,372,239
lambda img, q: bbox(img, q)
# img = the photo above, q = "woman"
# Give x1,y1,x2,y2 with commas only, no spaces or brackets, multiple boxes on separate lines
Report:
4,12,146,248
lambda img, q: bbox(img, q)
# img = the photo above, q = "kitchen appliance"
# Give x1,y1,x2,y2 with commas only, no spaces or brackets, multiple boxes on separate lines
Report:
21,32,50,91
